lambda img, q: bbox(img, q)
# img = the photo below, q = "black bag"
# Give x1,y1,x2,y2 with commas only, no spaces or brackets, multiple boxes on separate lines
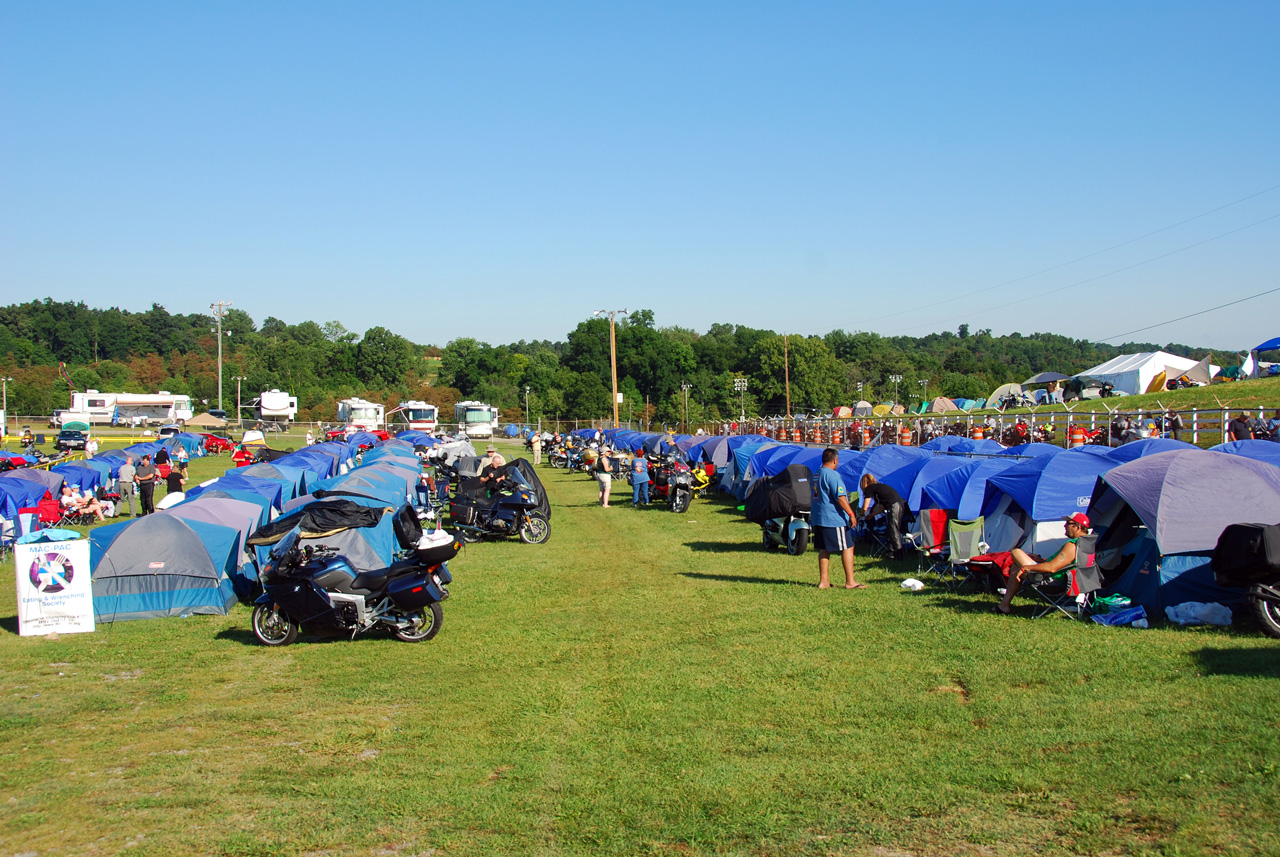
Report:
1211,522,1280,588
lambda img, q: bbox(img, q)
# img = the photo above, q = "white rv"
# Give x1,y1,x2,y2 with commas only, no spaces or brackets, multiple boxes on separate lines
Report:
62,390,195,427
337,397,384,431
455,401,499,439
258,389,299,425
392,401,439,433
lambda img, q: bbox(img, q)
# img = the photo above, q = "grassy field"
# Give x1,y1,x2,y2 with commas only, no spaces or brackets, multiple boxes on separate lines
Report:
2,439,1279,856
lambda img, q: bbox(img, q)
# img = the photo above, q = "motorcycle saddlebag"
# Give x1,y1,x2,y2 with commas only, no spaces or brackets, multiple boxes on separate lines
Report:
386,573,444,610
264,580,334,625
1211,522,1280,588
416,537,461,566
451,498,477,526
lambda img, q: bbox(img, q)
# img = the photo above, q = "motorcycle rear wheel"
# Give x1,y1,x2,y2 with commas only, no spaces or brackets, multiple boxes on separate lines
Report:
252,604,299,647
1249,587,1280,639
393,602,443,642
519,512,550,544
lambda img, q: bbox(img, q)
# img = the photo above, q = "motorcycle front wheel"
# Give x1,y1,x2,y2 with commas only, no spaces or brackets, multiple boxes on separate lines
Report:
762,528,780,551
519,512,550,544
252,604,299,647
456,527,483,544
787,528,809,556
393,602,443,642
1248,586,1280,639
670,489,691,514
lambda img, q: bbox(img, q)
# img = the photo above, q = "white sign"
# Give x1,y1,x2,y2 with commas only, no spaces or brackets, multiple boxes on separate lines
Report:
616,393,624,404
15,539,95,636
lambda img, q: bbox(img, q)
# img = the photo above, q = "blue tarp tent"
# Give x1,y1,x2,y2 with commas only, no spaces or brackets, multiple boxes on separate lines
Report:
186,474,286,511
1104,437,1200,463
1089,450,1280,614
236,462,311,499
504,425,519,437
50,463,106,494
1001,443,1064,458
1211,439,1280,468
90,516,240,621
921,436,1003,454
880,455,973,513
161,496,264,595
854,446,929,501
0,479,50,521
985,448,1116,522
1,468,64,496
92,450,133,477
183,488,273,527
920,457,1018,520
751,444,804,479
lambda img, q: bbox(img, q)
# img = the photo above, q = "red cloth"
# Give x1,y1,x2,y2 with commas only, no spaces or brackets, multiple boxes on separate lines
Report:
969,551,1014,576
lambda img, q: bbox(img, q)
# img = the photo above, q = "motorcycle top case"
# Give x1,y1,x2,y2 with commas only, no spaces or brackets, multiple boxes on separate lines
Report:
386,572,445,610
1211,522,1280,587
744,463,812,525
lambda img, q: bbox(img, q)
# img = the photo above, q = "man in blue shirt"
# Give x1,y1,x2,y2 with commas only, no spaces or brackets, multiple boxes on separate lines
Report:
631,449,650,506
811,448,862,589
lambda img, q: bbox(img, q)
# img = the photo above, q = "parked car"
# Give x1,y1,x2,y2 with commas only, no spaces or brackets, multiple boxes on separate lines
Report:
55,429,87,452
207,409,228,420
158,424,182,440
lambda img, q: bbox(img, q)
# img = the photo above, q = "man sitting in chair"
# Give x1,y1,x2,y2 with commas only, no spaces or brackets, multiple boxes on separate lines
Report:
992,513,1088,615
60,485,107,523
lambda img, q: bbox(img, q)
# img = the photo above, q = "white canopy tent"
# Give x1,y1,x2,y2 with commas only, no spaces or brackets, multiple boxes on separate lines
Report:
1078,351,1219,396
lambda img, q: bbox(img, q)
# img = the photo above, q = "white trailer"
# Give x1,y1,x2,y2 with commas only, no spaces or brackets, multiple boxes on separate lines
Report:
337,397,384,431
455,401,498,439
391,401,439,432
258,389,299,425
62,390,195,427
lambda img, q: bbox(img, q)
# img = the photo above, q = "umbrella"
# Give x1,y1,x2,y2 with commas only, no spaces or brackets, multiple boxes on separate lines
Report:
1023,371,1072,385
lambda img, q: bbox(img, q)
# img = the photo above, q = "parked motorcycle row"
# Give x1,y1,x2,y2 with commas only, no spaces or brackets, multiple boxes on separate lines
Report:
538,432,712,513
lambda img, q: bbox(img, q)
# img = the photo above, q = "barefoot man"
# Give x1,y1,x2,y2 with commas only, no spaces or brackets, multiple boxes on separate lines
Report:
812,447,862,590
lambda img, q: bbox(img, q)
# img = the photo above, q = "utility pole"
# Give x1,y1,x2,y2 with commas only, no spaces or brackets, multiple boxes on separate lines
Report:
210,301,233,413
784,334,791,418
1,376,11,415
592,308,628,428
232,375,247,427
524,386,530,427
681,381,691,434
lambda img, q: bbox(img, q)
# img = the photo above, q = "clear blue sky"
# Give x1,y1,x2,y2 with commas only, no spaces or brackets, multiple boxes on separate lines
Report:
3,2,1277,351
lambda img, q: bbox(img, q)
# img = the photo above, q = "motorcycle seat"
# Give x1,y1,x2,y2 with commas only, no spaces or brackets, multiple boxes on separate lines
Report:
350,562,418,592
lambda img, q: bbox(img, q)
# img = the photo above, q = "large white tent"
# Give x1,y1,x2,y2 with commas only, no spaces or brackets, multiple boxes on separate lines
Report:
1078,351,1219,396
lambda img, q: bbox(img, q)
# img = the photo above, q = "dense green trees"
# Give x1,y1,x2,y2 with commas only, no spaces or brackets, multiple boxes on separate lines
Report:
0,299,1219,423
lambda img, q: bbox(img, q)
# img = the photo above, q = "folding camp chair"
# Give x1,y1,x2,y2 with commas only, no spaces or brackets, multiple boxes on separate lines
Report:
1024,533,1101,619
908,508,949,577
856,514,889,558
934,517,986,590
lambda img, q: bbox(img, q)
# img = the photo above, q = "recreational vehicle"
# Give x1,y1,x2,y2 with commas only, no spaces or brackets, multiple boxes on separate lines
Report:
455,401,499,439
258,389,299,425
391,401,439,433
61,390,195,427
336,397,384,431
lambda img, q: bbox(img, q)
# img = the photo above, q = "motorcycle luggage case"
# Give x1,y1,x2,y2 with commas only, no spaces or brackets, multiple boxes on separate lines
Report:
264,580,334,625
1211,523,1280,587
451,499,477,526
416,537,461,566
386,573,445,610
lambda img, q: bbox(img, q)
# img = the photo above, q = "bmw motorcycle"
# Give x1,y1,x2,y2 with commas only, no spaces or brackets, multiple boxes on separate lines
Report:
449,467,551,544
1212,522,1280,639
251,506,457,646
650,454,694,513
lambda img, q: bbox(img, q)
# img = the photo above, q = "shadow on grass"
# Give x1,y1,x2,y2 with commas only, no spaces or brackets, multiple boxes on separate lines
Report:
914,594,1007,615
678,571,807,587
685,540,767,554
0,614,19,635
1191,647,1280,678
214,627,350,646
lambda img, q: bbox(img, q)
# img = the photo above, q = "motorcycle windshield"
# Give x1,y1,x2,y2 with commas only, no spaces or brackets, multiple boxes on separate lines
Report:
269,526,301,562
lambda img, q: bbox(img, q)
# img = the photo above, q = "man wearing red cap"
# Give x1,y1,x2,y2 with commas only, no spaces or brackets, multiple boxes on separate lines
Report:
992,513,1089,615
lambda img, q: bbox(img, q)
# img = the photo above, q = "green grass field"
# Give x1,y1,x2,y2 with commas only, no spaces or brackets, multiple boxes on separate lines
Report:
2,439,1279,856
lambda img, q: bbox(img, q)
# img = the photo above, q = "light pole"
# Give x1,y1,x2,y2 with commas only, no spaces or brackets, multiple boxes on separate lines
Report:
210,301,233,413
919,378,928,404
734,377,748,421
889,374,903,405
524,386,530,428
681,381,691,434
232,375,247,426
2,376,11,415
592,308,628,428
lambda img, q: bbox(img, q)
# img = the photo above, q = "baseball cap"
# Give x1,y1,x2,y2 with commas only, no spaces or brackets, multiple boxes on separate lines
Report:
1063,512,1090,529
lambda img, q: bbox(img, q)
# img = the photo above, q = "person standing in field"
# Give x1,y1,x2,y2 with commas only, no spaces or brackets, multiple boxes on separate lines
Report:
116,458,137,517
812,448,862,590
631,449,650,506
530,431,542,465
135,454,157,515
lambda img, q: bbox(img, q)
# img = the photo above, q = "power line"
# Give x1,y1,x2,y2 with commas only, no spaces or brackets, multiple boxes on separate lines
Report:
1098,286,1280,344
885,211,1280,336
858,180,1280,326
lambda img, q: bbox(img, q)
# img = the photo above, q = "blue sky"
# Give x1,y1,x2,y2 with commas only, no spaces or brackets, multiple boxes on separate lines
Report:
3,2,1277,351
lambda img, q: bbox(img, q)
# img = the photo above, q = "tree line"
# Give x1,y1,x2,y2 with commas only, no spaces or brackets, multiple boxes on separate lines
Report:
0,299,1216,425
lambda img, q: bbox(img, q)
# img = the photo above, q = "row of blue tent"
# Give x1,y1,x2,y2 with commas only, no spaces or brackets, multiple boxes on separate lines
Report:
588,429,1280,618
85,436,431,622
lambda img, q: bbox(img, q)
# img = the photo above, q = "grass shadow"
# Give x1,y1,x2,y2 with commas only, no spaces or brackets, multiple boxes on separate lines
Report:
685,541,770,554
0,613,19,635
1191,646,1280,678
214,627,351,646
678,571,807,587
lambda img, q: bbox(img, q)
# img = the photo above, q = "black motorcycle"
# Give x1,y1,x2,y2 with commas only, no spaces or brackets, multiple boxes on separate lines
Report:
251,505,458,647
1212,522,1280,638
450,458,551,544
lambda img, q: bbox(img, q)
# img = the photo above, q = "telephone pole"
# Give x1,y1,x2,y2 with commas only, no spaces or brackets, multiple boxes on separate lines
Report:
210,301,232,413
592,308,628,428
681,381,691,434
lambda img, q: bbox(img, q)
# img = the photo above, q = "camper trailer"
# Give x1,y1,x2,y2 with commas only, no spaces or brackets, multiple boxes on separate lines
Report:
455,401,499,439
258,389,299,425
336,397,384,431
62,390,195,427
392,401,439,433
